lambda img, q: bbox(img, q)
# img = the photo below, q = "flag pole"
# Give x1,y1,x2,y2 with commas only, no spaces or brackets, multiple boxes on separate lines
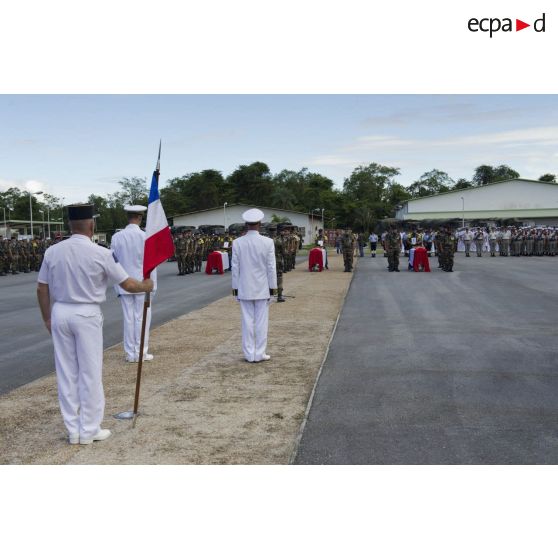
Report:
115,140,162,425
131,291,151,427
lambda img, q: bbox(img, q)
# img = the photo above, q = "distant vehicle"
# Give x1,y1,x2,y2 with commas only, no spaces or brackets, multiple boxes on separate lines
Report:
198,224,226,235
227,223,246,236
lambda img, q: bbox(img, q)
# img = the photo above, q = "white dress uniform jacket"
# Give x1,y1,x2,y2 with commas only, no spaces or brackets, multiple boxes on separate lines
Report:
111,224,157,295
38,234,129,440
231,230,277,362
111,224,157,360
231,230,277,299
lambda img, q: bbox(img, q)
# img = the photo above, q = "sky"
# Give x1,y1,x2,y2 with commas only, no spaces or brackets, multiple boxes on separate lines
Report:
1,94,558,204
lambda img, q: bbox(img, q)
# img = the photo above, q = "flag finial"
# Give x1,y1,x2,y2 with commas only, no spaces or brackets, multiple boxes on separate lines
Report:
156,139,162,172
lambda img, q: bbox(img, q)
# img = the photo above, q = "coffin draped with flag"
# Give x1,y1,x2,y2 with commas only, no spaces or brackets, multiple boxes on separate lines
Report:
143,167,174,279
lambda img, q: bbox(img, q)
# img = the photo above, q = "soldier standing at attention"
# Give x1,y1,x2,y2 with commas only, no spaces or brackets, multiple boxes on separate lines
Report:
488,227,498,257
474,228,484,257
110,205,157,363
501,227,511,256
369,231,378,258
441,226,455,272
463,228,472,257
342,229,354,272
231,208,277,363
0,237,6,276
178,232,188,275
37,204,153,445
269,225,286,302
386,227,400,272
548,229,557,256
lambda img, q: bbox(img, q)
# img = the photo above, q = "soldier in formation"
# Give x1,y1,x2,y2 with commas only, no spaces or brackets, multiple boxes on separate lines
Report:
455,225,558,257
171,229,241,277
342,229,355,272
385,227,400,272
436,225,455,272
268,224,286,302
0,237,54,276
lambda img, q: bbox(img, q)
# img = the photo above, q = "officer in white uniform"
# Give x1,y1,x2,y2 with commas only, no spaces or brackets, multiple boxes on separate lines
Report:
110,205,157,363
37,205,153,445
231,208,277,363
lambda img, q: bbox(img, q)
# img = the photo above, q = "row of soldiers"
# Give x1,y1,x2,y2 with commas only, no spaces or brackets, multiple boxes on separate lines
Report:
0,237,54,276
173,231,234,275
459,227,558,257
268,224,301,302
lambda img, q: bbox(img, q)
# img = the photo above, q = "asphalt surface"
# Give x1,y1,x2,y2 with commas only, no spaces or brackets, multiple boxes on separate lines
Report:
295,252,558,464
0,261,232,395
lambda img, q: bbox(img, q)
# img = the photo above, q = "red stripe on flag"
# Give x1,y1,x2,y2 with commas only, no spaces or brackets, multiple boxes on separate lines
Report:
143,227,174,279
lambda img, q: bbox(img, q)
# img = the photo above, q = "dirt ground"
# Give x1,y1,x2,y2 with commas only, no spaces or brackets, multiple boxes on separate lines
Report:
0,252,353,464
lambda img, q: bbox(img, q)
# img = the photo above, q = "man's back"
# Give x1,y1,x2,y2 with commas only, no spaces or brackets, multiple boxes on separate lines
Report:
232,231,276,300
112,224,156,294
39,234,128,304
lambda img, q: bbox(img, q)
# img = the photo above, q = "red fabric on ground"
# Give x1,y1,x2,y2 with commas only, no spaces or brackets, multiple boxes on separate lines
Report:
205,251,224,275
308,248,324,271
413,247,431,272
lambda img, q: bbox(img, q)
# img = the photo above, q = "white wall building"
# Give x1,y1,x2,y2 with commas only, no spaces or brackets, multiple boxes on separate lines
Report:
395,179,558,226
171,204,324,244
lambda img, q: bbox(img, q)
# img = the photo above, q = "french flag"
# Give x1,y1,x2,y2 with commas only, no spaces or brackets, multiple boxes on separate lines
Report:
143,143,175,279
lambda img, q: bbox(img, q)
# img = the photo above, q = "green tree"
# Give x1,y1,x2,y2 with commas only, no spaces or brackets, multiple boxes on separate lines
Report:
472,164,520,186
161,169,228,215
384,182,412,214
270,214,291,224
343,163,400,205
538,173,556,183
408,169,454,198
452,178,473,190
117,176,149,205
227,162,273,205
352,207,375,232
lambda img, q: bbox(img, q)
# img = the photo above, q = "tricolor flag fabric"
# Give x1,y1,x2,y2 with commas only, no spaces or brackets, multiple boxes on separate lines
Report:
143,144,175,279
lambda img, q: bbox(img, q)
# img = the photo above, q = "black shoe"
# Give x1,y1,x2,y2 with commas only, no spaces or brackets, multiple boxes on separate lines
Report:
394,269,400,272
277,297,286,302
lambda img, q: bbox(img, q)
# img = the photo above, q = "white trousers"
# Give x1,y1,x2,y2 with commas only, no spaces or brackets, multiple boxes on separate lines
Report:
51,302,104,439
120,293,152,359
239,299,270,362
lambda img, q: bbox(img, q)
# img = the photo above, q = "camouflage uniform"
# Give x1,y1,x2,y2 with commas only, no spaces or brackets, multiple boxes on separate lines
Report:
439,228,455,272
194,235,204,272
269,227,285,302
342,231,354,272
0,239,7,276
174,234,187,275
385,229,400,272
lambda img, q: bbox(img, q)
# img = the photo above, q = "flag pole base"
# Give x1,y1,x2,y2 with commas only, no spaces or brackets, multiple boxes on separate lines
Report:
114,411,135,420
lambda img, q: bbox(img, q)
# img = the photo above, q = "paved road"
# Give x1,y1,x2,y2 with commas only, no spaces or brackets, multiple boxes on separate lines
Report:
295,253,558,464
0,262,232,395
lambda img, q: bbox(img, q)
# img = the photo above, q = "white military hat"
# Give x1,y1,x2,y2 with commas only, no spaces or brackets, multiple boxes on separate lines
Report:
242,208,265,223
124,204,147,213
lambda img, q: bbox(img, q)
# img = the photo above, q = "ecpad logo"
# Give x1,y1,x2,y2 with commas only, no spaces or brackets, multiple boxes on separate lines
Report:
468,13,546,37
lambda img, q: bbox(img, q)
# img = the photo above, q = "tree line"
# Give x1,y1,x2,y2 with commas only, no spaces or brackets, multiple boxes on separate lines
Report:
1,163,556,235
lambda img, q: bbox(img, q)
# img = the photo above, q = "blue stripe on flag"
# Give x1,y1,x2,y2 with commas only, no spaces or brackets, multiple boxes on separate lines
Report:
148,170,159,204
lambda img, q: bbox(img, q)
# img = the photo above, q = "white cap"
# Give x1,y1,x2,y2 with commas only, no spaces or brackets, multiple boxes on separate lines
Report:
242,208,265,223
124,204,147,213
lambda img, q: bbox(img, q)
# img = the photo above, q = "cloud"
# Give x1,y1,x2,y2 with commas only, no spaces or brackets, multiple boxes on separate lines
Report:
0,178,49,194
303,125,558,184
361,101,547,128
